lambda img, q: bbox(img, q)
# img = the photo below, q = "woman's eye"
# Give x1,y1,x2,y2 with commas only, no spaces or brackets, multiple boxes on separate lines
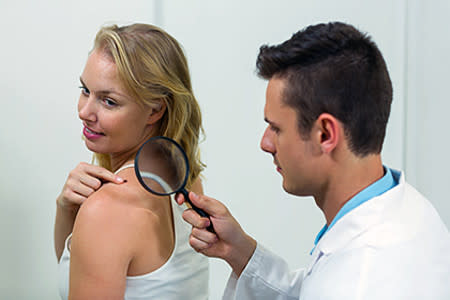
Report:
103,98,117,107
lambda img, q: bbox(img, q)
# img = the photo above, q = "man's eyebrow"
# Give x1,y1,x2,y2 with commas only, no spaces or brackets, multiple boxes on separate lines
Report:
264,117,277,126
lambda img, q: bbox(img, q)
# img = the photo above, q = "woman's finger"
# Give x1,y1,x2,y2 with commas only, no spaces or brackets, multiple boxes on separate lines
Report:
84,164,125,184
77,174,102,191
71,182,96,198
59,190,86,207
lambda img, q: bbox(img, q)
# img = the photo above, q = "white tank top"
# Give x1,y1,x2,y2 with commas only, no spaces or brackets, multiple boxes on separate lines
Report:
57,164,209,299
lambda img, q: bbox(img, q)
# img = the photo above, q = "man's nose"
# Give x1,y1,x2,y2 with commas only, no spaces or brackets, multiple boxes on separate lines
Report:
260,127,275,154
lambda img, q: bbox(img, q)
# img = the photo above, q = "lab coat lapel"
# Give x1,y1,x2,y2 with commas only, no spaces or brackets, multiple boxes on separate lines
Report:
306,171,405,273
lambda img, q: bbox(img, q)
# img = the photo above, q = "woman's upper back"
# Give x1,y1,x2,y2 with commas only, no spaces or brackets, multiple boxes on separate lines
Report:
124,195,209,299
58,166,209,299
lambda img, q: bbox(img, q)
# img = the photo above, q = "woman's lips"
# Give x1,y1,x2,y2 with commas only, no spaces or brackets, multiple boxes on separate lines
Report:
83,126,104,139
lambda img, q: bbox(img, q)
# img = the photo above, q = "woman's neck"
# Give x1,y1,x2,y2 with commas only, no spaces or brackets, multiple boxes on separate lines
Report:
110,148,139,172
109,127,159,172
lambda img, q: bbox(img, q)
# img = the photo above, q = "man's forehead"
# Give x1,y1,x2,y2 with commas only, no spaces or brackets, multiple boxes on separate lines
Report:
265,78,293,111
266,77,286,97
264,84,297,127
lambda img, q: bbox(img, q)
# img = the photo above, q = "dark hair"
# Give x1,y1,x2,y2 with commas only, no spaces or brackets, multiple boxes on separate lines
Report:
256,22,393,156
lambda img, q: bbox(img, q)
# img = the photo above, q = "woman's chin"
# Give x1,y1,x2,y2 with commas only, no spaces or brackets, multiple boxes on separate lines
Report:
84,141,107,154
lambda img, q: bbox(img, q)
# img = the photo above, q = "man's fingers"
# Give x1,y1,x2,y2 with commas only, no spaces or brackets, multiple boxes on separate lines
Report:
177,192,225,217
175,193,185,205
191,227,218,244
188,192,227,217
189,192,219,216
182,209,210,228
189,234,214,252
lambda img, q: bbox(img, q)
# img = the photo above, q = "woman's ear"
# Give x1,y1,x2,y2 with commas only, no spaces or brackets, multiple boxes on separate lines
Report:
147,101,167,125
315,113,340,154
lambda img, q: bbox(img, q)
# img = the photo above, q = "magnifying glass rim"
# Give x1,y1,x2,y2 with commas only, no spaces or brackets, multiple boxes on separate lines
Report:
135,136,190,196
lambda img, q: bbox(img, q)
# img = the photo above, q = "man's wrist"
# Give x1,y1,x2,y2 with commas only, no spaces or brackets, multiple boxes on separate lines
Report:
228,235,257,277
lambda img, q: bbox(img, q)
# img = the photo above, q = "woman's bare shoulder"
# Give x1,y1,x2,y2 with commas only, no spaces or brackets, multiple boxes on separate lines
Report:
71,171,175,278
68,181,153,297
78,179,159,230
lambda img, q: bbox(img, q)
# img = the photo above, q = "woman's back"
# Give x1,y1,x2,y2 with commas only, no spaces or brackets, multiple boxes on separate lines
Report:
58,165,209,299
124,194,209,299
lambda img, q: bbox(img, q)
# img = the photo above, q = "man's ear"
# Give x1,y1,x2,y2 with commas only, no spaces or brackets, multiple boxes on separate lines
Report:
147,101,167,125
315,113,340,154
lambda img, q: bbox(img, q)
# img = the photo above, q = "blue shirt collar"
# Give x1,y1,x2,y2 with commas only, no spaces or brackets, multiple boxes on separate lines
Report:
312,167,397,249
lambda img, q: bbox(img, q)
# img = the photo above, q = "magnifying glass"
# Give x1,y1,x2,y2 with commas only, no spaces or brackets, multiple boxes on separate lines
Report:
135,136,213,232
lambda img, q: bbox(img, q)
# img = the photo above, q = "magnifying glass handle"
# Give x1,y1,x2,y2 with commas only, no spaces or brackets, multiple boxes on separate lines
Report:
181,189,214,233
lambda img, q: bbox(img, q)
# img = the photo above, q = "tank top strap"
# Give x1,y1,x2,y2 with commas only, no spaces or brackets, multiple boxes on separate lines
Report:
115,163,135,175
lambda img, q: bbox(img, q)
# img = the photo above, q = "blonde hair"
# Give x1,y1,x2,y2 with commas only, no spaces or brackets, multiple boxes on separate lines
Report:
90,23,204,188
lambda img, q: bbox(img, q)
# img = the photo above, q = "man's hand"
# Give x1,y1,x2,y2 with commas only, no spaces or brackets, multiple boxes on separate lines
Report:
176,192,257,276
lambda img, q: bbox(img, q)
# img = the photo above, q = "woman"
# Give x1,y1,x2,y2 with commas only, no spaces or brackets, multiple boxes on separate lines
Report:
54,23,209,299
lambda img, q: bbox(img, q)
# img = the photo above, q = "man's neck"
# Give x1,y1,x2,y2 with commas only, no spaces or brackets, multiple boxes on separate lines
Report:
316,154,384,225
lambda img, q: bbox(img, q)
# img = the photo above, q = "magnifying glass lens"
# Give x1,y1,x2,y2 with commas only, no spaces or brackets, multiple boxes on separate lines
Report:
136,137,188,195
135,136,213,232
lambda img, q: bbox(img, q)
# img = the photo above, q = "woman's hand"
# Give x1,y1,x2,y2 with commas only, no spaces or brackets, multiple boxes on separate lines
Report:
57,162,125,210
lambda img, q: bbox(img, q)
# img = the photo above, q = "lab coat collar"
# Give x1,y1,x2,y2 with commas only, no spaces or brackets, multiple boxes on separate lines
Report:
312,169,405,256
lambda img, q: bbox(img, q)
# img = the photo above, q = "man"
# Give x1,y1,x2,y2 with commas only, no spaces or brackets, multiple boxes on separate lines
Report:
176,22,450,299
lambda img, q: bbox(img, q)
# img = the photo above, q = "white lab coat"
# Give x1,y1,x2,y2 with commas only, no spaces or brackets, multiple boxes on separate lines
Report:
223,171,450,299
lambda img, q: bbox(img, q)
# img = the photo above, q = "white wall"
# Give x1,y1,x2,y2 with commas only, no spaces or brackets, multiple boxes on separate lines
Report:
0,1,448,299
404,0,450,228
0,1,159,299
162,1,408,298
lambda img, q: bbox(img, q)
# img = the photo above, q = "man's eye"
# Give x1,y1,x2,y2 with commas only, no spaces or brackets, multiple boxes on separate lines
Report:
79,86,90,96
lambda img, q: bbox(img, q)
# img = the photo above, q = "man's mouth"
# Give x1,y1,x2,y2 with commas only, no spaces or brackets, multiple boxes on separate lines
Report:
274,158,281,172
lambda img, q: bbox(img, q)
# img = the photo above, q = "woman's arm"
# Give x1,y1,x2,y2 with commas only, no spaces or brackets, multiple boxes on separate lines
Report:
54,162,125,260
54,202,79,261
68,187,135,300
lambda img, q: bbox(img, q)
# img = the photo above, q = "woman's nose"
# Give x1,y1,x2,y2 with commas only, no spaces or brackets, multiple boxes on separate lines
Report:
78,96,97,122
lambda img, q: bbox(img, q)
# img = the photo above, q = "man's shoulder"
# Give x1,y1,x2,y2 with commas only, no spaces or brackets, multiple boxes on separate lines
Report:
356,181,449,249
